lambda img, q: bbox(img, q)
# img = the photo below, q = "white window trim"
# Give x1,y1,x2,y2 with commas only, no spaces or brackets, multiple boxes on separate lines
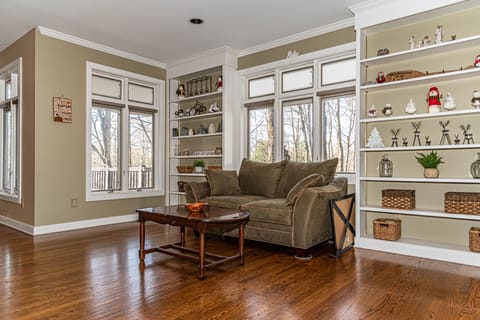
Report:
238,42,356,180
86,62,164,202
0,58,22,204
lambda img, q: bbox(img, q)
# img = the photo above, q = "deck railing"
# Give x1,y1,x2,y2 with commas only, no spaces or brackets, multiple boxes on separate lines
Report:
91,166,153,191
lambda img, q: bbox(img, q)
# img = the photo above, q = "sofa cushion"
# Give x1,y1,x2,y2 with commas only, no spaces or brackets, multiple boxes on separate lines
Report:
238,158,287,198
285,174,326,206
202,195,268,210
205,170,242,196
276,158,338,197
240,198,293,226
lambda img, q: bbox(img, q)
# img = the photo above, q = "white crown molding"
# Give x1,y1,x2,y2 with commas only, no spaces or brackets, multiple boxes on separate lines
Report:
37,26,166,69
238,18,354,57
167,45,238,69
348,0,389,14
0,213,138,236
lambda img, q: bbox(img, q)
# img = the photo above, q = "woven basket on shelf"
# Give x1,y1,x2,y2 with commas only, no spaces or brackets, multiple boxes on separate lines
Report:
382,189,415,210
470,227,480,252
373,218,401,241
176,166,193,173
445,192,480,215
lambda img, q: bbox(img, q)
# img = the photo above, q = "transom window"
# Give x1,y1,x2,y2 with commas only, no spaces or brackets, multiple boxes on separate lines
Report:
0,58,21,203
86,62,164,201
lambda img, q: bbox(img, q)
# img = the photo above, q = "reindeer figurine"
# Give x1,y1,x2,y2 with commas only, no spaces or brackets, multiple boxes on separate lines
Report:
439,120,452,145
391,129,400,147
412,122,422,146
460,124,474,144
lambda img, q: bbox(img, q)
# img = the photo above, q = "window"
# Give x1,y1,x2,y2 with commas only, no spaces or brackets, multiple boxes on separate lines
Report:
86,62,164,201
248,75,274,98
321,58,356,86
282,66,313,93
0,58,21,203
322,94,356,173
247,105,274,162
282,98,313,162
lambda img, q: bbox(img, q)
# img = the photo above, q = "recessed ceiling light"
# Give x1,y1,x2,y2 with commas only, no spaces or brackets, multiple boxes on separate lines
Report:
190,18,203,25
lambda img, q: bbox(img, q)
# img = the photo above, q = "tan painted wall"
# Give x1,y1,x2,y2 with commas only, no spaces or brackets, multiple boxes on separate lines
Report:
35,30,166,226
0,30,36,225
238,27,356,70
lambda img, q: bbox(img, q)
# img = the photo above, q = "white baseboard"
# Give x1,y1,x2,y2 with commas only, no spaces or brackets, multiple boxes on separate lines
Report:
0,215,34,234
0,214,138,236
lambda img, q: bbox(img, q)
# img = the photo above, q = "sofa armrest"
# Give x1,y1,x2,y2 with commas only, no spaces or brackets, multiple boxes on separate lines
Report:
184,181,211,203
291,177,348,250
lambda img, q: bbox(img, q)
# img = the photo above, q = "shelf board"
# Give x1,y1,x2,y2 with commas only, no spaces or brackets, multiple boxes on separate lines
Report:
360,67,480,92
360,108,480,123
170,133,222,140
170,91,222,103
170,173,206,177
359,177,480,184
169,111,222,121
170,155,222,159
169,191,186,196
360,143,480,152
360,206,480,221
360,34,480,67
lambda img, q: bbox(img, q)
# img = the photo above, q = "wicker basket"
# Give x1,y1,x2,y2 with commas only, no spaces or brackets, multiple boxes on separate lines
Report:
373,218,401,241
382,189,415,209
445,192,480,215
176,166,193,173
470,227,480,252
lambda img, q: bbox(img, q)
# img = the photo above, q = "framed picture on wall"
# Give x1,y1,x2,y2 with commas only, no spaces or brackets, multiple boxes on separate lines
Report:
53,96,72,123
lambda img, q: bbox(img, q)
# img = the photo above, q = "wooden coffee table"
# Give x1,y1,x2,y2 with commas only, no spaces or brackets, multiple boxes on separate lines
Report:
137,205,249,279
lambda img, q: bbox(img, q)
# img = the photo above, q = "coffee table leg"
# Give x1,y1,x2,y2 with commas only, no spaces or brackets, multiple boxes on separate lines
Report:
180,226,186,246
239,223,245,265
139,217,146,271
198,231,206,280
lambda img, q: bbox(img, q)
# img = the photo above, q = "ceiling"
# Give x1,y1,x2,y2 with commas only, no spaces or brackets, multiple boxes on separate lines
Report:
0,0,366,66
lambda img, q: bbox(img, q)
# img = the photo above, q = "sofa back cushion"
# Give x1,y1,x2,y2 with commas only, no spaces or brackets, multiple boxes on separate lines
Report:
205,170,242,196
238,158,287,198
285,174,326,206
276,158,338,197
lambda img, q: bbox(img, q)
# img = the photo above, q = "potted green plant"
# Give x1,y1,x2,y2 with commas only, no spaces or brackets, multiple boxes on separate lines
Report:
415,151,444,178
193,159,205,173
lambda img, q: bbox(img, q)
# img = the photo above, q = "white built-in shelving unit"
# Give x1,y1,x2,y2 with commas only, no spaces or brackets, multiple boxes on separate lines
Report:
351,0,480,267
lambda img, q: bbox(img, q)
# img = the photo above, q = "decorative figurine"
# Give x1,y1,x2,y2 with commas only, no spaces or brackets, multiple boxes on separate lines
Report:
402,137,408,147
471,90,480,108
208,102,220,113
208,123,216,134
450,34,457,41
422,35,431,46
412,122,422,146
391,129,400,147
174,109,184,117
382,104,393,116
215,76,223,92
443,92,456,111
435,25,444,44
439,120,452,145
425,136,431,146
377,48,389,56
366,127,385,148
427,86,442,113
405,98,417,114
409,36,416,50
176,84,185,98
454,134,461,145
474,55,480,68
376,71,386,83
460,124,474,144
367,104,377,118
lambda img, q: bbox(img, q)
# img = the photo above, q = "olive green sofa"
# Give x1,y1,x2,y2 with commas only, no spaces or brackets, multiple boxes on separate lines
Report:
184,158,347,257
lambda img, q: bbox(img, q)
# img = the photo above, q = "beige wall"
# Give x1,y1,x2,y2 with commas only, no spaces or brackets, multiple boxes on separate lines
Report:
34,30,166,226
0,30,36,225
238,27,355,70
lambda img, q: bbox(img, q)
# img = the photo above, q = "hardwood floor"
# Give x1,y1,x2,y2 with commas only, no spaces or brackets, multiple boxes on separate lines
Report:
1,223,479,320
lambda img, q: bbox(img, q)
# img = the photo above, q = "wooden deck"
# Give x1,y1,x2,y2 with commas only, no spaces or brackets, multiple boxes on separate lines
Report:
0,222,479,319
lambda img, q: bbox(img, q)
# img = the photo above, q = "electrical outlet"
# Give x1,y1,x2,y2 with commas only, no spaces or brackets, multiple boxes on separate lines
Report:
70,198,78,208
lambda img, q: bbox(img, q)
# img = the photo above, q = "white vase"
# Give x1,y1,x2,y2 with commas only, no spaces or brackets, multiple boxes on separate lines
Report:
208,123,216,134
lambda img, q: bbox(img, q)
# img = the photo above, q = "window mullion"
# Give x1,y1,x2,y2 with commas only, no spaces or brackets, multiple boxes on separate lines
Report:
120,99,129,192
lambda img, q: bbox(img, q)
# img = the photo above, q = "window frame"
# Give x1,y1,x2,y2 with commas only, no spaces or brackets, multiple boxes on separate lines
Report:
281,65,314,93
247,74,275,99
86,62,164,201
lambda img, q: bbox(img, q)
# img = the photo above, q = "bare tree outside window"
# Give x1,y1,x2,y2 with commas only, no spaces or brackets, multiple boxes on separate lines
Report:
129,112,154,189
322,95,356,173
282,98,313,162
248,106,274,162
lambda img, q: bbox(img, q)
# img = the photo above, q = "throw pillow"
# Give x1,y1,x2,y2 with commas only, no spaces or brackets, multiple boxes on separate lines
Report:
238,158,287,198
285,174,326,206
205,170,242,196
276,158,338,197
